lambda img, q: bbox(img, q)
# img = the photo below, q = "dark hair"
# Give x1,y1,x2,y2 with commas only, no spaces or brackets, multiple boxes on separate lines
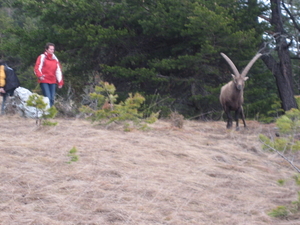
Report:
45,42,55,50
0,59,5,66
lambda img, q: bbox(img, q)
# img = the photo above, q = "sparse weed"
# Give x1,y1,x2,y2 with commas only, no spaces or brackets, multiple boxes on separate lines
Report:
67,146,79,164
267,177,300,219
277,179,285,185
291,192,300,212
42,120,58,126
268,206,289,218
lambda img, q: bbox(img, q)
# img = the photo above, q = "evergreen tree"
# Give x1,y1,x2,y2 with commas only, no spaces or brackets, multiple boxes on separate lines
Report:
4,0,276,118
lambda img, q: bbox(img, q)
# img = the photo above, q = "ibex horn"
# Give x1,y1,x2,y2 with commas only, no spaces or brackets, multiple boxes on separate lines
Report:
220,53,240,77
240,53,262,77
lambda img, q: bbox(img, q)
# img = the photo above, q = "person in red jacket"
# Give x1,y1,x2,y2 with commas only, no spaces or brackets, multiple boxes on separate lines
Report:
34,42,64,107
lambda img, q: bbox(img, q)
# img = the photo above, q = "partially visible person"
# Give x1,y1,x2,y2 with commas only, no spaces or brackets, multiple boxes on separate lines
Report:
0,60,20,114
0,60,5,89
34,42,64,107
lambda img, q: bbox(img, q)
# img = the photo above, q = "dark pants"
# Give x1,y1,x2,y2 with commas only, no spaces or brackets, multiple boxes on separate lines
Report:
40,83,56,107
1,89,14,114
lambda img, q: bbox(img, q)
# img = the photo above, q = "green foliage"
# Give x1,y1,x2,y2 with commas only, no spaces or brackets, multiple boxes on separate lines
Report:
258,134,272,150
259,133,289,152
268,179,300,219
26,93,48,109
264,99,284,122
295,96,300,108
19,67,40,92
277,179,285,185
67,146,79,164
268,206,289,218
294,175,300,186
244,65,280,122
42,120,58,126
43,105,58,119
248,95,282,123
276,109,300,135
2,0,273,118
260,108,300,153
141,93,175,119
80,81,158,130
26,93,58,126
262,107,300,219
190,84,221,119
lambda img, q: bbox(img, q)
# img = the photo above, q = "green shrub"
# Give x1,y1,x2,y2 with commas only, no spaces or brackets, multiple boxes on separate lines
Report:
260,108,300,154
276,109,300,134
256,99,284,123
261,107,300,219
80,81,159,130
26,93,58,126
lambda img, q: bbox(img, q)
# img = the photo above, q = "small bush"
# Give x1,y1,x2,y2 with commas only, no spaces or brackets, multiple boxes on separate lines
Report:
260,108,300,154
26,94,58,126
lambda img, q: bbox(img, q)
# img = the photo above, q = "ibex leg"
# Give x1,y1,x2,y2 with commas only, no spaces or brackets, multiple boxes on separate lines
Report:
234,109,240,130
225,108,233,129
240,106,247,128
235,107,246,130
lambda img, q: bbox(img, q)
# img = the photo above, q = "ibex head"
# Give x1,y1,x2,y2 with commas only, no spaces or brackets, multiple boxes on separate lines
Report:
220,52,262,90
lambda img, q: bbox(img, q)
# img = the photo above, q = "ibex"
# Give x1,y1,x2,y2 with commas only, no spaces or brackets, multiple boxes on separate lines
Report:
219,52,262,130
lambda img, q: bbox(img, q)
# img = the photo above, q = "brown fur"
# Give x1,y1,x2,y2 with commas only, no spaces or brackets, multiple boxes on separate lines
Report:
219,53,262,130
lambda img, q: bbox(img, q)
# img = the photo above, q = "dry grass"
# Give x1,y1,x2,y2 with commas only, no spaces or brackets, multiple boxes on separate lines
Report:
0,115,299,225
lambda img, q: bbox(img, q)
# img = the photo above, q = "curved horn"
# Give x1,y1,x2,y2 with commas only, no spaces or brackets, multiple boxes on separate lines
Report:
220,53,240,77
240,53,262,77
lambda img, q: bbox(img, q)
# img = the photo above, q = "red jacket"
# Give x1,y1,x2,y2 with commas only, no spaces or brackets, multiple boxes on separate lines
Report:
34,52,64,86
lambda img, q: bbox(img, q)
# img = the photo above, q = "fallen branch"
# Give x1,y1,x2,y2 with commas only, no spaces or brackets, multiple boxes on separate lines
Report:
260,140,300,173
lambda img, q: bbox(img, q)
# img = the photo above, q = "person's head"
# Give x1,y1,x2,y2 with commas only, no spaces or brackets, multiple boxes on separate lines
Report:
45,42,55,54
0,60,5,66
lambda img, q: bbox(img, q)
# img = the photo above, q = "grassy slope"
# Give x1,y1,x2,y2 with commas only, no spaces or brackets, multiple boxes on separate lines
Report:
0,116,299,225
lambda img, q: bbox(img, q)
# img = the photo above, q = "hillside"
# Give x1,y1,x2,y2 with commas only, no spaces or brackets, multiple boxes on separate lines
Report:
0,115,299,225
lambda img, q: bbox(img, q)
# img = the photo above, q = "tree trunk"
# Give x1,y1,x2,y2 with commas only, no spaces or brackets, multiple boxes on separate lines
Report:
261,0,297,111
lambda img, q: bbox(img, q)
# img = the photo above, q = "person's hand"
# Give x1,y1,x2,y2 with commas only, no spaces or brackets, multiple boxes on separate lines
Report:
39,75,45,80
0,88,6,93
58,85,62,88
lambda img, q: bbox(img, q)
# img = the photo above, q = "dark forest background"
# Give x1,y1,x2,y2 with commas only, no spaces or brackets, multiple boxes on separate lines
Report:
0,0,300,120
